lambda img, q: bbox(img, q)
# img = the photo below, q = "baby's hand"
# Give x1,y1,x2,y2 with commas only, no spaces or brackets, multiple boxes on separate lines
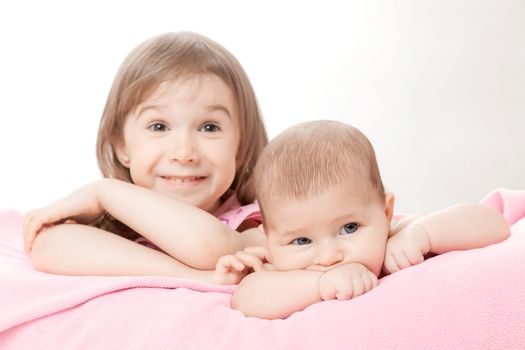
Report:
23,182,103,255
383,223,431,274
389,215,421,237
212,246,270,285
318,263,378,301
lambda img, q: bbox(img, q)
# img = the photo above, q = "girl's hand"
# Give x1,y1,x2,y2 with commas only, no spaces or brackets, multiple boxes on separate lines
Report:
23,181,104,255
383,223,431,274
318,263,378,301
212,246,270,285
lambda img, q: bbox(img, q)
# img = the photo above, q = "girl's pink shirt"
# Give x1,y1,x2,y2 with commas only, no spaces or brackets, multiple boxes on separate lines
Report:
135,195,262,249
213,195,262,229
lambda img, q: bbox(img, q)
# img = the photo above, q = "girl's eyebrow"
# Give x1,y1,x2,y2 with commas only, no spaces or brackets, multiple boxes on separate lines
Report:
133,104,232,120
134,105,163,119
204,104,232,119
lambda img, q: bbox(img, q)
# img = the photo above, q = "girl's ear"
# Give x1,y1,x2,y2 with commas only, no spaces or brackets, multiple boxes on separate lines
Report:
384,192,395,221
114,142,131,168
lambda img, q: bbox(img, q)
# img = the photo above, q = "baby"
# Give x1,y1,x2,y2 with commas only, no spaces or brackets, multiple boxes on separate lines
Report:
215,120,509,319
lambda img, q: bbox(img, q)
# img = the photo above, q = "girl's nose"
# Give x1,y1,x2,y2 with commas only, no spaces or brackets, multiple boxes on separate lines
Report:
315,240,344,267
169,132,198,164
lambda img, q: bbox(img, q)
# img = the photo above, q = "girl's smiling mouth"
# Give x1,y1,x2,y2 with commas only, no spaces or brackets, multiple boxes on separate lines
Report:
160,175,206,187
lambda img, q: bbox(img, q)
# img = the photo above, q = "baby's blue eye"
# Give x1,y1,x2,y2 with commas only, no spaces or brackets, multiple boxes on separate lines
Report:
340,223,359,235
148,122,168,132
200,123,221,132
292,237,312,245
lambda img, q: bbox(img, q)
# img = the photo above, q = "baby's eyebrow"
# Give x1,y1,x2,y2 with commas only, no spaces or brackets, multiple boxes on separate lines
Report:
331,212,360,225
279,227,308,239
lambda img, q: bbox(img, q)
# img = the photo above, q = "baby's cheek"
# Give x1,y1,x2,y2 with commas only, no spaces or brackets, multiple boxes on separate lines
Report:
269,251,303,271
356,238,387,276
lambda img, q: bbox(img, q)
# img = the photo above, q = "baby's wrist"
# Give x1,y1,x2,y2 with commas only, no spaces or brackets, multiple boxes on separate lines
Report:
317,271,327,299
409,222,432,254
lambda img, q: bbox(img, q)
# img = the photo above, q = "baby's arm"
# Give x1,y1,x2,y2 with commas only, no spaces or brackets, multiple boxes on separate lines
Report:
384,203,510,273
232,263,377,319
231,270,322,319
415,203,509,253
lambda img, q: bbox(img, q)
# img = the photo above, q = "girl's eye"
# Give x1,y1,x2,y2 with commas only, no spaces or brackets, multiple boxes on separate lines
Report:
340,222,359,235
200,123,221,133
291,237,312,246
148,122,168,132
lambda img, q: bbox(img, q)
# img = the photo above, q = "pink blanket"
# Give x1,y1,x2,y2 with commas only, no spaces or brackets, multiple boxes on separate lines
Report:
1,189,524,349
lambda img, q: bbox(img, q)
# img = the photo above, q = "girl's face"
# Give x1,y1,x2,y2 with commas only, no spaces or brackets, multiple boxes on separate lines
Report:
116,74,241,213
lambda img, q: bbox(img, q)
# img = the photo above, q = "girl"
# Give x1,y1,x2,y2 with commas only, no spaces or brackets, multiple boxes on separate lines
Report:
23,32,268,284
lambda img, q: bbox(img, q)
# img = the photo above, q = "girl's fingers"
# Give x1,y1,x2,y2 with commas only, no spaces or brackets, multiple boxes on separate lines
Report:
23,206,70,255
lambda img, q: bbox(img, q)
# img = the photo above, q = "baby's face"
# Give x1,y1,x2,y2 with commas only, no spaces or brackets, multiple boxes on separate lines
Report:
264,186,393,276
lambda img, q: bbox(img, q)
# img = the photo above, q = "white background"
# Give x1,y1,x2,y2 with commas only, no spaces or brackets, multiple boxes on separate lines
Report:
0,0,524,214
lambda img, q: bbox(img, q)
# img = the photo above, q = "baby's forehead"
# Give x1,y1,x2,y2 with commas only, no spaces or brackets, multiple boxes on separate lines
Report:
263,181,379,209
263,188,382,229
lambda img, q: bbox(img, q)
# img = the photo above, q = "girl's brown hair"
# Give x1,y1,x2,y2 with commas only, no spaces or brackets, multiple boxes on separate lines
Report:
95,32,268,236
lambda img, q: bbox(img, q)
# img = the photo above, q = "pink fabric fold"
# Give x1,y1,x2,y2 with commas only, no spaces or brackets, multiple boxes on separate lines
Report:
1,189,524,349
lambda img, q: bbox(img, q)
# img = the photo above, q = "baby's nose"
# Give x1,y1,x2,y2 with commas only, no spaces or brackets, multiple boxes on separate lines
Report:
315,241,344,267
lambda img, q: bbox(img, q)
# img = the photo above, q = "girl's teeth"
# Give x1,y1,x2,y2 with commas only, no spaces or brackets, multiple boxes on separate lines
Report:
169,177,198,184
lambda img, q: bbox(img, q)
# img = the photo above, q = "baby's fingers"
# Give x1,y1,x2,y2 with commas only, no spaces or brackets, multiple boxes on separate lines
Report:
361,270,378,292
405,248,425,266
242,246,271,263
234,251,264,272
393,250,412,270
216,255,245,272
383,252,399,275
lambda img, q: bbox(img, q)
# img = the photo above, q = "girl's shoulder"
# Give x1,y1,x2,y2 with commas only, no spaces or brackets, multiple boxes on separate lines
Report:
215,194,261,230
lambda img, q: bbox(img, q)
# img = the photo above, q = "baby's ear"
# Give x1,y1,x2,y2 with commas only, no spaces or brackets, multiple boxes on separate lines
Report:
384,192,395,221
114,142,131,168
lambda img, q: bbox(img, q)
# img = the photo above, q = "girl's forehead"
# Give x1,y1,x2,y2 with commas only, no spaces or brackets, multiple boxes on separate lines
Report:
147,75,233,101
128,74,240,124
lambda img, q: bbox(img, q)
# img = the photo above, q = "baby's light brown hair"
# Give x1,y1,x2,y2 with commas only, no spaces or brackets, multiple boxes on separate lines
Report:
254,120,385,227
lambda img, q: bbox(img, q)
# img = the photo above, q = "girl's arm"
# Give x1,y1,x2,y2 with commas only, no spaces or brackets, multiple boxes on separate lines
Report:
93,179,253,269
25,178,261,269
31,223,215,282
